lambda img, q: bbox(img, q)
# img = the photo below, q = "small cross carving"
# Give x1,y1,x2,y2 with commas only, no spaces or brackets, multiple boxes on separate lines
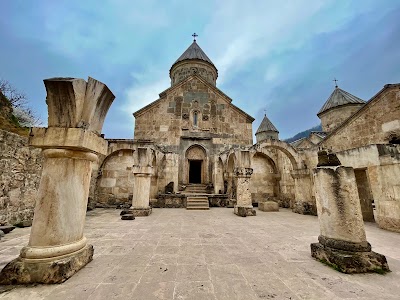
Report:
192,33,198,42
333,78,338,88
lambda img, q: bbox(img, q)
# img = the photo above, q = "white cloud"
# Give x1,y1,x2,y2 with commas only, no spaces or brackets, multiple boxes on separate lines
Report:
123,71,170,115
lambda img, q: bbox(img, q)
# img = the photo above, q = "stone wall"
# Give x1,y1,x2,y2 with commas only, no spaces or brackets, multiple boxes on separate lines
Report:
0,129,42,225
321,84,400,152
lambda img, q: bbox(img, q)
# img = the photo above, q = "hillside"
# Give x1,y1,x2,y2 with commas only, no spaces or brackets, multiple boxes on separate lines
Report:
284,124,322,143
0,90,29,136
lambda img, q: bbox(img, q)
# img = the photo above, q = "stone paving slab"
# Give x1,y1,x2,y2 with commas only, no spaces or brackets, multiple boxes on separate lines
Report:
0,208,400,299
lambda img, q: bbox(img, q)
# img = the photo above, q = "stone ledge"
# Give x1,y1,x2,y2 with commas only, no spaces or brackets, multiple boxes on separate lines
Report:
311,242,389,274
0,244,94,284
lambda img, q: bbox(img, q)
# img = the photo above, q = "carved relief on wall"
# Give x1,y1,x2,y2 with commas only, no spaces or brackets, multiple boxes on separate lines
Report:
186,145,206,160
182,113,189,119
202,115,209,121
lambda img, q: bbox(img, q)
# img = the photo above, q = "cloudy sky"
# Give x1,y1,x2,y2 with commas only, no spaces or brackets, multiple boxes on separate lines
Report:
1,0,399,140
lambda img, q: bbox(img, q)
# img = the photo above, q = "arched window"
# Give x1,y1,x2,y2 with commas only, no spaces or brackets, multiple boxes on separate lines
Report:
193,111,198,126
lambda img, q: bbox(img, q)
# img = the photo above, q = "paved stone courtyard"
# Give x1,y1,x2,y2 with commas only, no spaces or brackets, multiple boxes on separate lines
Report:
0,208,399,299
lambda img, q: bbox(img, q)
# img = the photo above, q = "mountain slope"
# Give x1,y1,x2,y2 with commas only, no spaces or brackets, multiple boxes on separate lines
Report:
284,124,322,143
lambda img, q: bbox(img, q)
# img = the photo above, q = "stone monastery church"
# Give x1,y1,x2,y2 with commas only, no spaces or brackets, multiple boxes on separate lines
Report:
94,38,400,231
0,36,399,283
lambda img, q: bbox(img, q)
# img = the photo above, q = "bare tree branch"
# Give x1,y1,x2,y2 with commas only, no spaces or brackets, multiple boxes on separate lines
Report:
0,79,42,126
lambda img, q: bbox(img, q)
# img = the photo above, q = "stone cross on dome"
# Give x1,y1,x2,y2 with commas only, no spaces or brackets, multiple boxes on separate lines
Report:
192,33,198,42
333,78,338,88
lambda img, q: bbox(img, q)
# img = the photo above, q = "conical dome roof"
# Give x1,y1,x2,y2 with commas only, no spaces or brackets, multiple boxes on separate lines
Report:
256,114,278,134
318,87,365,116
172,41,215,67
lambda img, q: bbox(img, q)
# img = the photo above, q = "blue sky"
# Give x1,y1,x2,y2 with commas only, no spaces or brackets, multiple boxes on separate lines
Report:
1,0,399,140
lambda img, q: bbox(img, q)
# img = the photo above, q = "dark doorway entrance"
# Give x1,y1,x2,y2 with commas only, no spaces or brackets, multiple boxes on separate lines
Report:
354,169,375,222
189,160,202,183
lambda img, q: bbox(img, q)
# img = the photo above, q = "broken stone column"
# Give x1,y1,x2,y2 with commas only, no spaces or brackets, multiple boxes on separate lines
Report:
0,77,115,284
234,151,256,217
130,147,153,216
311,151,389,273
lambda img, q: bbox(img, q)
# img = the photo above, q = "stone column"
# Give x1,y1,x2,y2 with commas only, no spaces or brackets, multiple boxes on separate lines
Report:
291,169,316,215
130,147,153,216
234,167,256,217
0,77,115,284
311,165,389,273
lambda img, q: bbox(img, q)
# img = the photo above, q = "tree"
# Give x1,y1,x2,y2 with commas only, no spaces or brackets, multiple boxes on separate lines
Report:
0,79,41,126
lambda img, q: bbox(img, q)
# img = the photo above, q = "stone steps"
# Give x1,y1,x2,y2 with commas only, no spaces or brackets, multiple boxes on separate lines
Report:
186,196,209,210
185,184,208,194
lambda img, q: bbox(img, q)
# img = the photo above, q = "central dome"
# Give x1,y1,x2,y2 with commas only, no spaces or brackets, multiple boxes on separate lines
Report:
170,40,218,86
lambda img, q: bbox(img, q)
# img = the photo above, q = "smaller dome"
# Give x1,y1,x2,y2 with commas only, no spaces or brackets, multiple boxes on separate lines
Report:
318,87,365,116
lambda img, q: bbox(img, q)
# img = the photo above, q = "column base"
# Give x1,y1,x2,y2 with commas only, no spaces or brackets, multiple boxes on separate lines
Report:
0,244,94,284
129,207,152,216
311,242,389,274
234,206,256,217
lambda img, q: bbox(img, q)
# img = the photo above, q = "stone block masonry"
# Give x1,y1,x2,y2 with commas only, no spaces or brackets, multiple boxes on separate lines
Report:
0,129,42,225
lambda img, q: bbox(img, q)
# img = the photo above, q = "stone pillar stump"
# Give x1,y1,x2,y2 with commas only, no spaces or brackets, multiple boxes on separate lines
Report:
130,147,153,216
311,165,389,273
0,77,115,284
234,167,256,217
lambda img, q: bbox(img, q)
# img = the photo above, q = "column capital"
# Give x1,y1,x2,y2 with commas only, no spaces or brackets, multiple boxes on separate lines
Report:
29,127,108,155
234,167,253,178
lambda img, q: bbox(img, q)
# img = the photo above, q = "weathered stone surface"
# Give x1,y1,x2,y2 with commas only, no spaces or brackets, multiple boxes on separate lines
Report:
259,201,279,212
313,166,367,243
0,244,94,284
0,230,4,237
234,206,256,217
121,214,135,220
0,225,15,234
14,219,32,228
130,207,152,217
311,242,389,274
317,150,341,167
292,201,317,216
0,129,42,226
120,209,132,216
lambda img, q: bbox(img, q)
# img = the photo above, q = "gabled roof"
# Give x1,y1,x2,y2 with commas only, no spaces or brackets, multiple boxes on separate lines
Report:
319,83,400,145
172,41,215,67
256,114,278,134
318,87,365,116
133,74,254,122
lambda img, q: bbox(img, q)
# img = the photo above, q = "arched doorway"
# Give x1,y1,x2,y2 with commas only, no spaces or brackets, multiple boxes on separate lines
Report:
185,145,207,184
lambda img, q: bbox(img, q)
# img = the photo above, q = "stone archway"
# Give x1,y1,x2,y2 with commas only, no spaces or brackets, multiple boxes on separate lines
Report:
96,149,135,207
185,145,207,184
250,152,280,204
